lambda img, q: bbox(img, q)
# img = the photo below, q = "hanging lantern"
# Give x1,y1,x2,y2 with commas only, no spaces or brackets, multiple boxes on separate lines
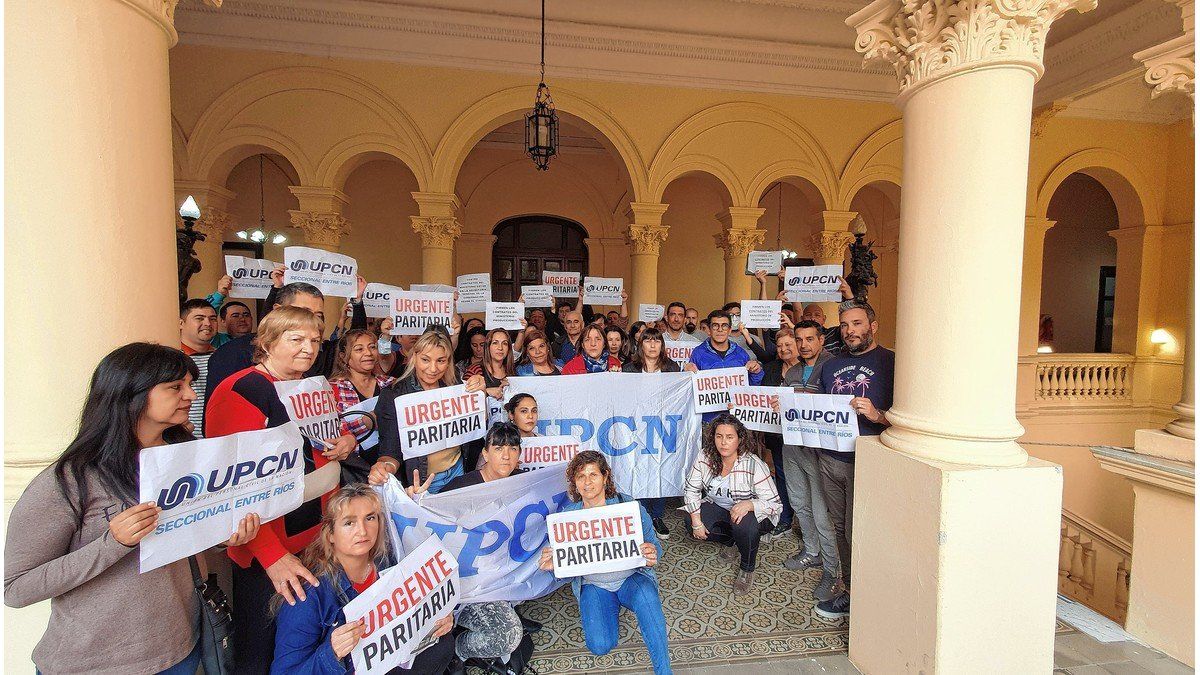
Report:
526,0,557,170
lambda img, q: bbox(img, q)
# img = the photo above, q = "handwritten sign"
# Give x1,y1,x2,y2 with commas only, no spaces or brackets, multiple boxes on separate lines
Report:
745,250,784,275
456,273,491,313
740,300,783,329
638,304,665,323
486,302,525,331
521,285,554,308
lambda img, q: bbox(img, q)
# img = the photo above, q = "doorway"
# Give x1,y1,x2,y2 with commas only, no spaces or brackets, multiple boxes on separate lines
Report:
492,216,589,301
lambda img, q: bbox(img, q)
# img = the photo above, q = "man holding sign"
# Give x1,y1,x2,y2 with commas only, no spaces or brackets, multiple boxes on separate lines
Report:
686,309,763,422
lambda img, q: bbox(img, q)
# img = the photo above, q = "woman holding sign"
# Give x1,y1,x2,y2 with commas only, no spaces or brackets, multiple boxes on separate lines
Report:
538,451,671,675
620,327,680,541
514,330,562,376
330,329,397,460
5,343,261,675
463,328,514,400
560,325,621,375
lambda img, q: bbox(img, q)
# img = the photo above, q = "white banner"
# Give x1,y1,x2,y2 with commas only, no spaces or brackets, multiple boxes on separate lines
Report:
456,273,491,314
521,285,554,308
345,536,459,674
781,392,860,452
283,246,358,298
139,423,306,572
582,276,623,306
379,469,569,603
745,250,784,275
363,283,405,319
638,304,665,323
395,385,488,459
224,255,276,299
546,501,646,578
691,367,749,414
663,339,696,369
486,302,524,331
784,265,843,303
728,385,789,433
542,271,580,298
390,291,455,336
506,373,703,498
410,283,457,295
741,300,783,329
273,376,341,449
520,435,582,471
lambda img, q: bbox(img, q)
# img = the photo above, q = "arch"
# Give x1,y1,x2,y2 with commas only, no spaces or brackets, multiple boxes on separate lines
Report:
201,132,309,189
458,156,617,239
1033,148,1161,229
746,162,831,212
836,119,903,211
431,86,649,201
491,215,590,302
649,102,838,208
316,136,424,192
655,164,738,210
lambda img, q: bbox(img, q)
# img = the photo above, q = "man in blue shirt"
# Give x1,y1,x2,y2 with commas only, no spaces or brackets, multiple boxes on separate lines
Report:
685,310,765,424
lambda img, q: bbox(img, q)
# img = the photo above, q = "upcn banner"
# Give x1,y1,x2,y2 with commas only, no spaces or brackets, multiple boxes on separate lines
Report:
506,372,703,498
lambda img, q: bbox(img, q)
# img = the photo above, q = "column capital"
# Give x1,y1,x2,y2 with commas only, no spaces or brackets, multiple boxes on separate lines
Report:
174,180,236,211
627,223,670,255
626,202,671,227
1134,34,1195,100
411,215,462,250
288,186,348,214
714,228,767,259
806,230,855,262
1025,216,1056,235
716,207,766,231
818,210,859,232
289,211,351,250
194,208,233,239
847,0,1095,102
411,191,462,218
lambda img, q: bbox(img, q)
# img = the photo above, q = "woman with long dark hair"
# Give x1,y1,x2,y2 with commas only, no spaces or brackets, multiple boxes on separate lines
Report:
454,324,486,378
560,325,621,375
514,330,561,376
463,328,514,400
4,343,259,675
329,329,396,466
603,325,631,365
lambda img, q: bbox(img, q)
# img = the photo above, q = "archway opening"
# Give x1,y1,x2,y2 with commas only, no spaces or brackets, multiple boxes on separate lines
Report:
492,216,589,301
756,177,828,298
658,171,735,311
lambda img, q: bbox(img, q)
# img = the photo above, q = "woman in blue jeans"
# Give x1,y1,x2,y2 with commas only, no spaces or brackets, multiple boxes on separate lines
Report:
538,451,672,675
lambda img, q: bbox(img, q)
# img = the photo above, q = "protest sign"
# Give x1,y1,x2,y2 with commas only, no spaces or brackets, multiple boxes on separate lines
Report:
691,367,749,414
546,501,646,578
390,291,454,336
410,283,458,295
456,273,491,313
582,277,623,306
394,385,487,459
663,339,697,369
344,396,380,450
363,283,405,319
638,304,665,323
274,376,341,449
486,302,525,331
506,373,703,498
728,386,789,433
283,246,358,298
520,435,581,471
345,536,459,674
380,468,570,603
542,271,580,297
740,300,783,329
781,392,859,452
784,265,843,303
224,255,277,299
745,250,784,275
139,423,306,572
521,285,554,308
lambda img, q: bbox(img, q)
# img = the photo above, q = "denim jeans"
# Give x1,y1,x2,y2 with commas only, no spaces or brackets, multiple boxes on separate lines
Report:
158,640,202,675
428,460,464,494
579,574,672,675
639,497,665,519
697,502,772,572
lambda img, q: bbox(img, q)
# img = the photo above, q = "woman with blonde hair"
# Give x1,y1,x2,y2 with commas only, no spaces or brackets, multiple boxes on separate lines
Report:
271,484,455,674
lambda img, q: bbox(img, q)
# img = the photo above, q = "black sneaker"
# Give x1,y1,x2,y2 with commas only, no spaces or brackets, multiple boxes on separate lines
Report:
815,590,851,619
652,517,670,540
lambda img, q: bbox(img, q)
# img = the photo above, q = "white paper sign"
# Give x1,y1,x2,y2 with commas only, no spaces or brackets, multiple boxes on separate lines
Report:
691,367,750,414
583,277,623,306
745,250,785,275
519,435,582,471
363,283,405,319
781,392,860,452
784,265,843,303
543,271,581,297
486,302,525,331
345,536,459,674
138,423,306,572
638,304,665,323
343,396,380,450
728,386,789,433
546,501,646,578
521,285,554,308
390,291,455,336
410,283,458,295
395,385,488,459
663,339,696,369
456,273,491,313
283,246,358,298
224,255,277,299
741,300,783,329
273,376,341,449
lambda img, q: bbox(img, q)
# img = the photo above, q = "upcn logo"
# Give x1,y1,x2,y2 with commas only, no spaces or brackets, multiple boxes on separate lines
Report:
365,290,389,301
784,409,799,421
291,259,353,275
291,260,309,272
157,450,300,510
234,267,270,280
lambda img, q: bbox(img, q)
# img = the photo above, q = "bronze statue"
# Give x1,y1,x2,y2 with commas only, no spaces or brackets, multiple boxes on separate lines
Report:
846,227,878,304
177,217,205,307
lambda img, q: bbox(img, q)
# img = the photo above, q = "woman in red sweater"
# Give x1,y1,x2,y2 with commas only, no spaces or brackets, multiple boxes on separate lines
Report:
206,306,358,674
561,324,622,374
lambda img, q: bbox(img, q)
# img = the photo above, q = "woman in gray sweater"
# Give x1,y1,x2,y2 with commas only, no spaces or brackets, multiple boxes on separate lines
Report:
4,343,260,675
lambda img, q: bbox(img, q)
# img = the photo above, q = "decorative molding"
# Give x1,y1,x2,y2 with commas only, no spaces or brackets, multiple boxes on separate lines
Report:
714,228,767,258
1135,34,1195,100
806,230,854,260
1093,444,1196,496
411,215,462,250
194,207,232,239
1031,101,1070,138
288,211,350,248
626,223,670,256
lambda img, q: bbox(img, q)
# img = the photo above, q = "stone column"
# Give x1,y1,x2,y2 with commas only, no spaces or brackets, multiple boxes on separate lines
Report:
804,210,857,326
1167,269,1195,439
626,203,670,309
288,186,353,328
714,207,766,303
176,181,236,300
410,192,462,286
1016,217,1056,412
846,1,1090,672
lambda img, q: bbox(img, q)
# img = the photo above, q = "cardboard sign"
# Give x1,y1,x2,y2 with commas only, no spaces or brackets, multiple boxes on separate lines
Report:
410,283,457,295
728,385,790,433
745,250,784,275
138,423,306,572
521,285,554,308
363,283,405,319
390,291,455,336
456,273,491,314
519,435,581,471
394,385,488,459
486,302,525,331
691,367,750,413
582,277,623,306
224,255,276,299
283,246,358,298
273,376,341,448
663,339,696,368
781,392,860,452
784,265,843,303
638,304,665,323
345,536,459,674
546,501,646,578
740,300,783,329
543,271,580,297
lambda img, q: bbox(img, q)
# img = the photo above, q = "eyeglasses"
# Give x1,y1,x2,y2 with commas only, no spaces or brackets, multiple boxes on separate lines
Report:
710,323,731,331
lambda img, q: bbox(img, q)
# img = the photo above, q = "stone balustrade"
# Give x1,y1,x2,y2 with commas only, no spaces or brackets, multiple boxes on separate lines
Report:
1059,508,1132,624
1031,354,1135,402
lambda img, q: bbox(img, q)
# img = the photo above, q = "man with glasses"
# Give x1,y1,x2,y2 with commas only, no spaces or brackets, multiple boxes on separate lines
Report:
685,309,764,423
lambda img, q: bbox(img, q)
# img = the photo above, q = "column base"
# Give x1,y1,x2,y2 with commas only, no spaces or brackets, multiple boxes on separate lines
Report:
849,437,1062,674
1134,428,1195,464
880,418,1029,467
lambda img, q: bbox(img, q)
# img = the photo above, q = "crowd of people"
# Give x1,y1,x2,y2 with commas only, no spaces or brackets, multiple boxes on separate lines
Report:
4,266,894,675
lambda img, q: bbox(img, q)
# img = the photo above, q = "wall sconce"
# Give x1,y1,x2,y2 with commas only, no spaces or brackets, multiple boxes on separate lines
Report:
1037,345,1054,354
1150,328,1172,346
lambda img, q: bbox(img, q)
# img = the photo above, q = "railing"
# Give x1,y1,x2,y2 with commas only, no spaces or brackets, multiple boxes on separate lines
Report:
1033,353,1134,402
1059,508,1132,624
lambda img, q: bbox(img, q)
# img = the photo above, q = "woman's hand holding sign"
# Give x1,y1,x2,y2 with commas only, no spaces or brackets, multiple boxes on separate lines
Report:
330,618,365,659
368,458,399,486
463,374,486,393
109,502,161,547
267,553,320,606
320,433,357,462
538,546,554,572
224,513,262,548
641,542,658,568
